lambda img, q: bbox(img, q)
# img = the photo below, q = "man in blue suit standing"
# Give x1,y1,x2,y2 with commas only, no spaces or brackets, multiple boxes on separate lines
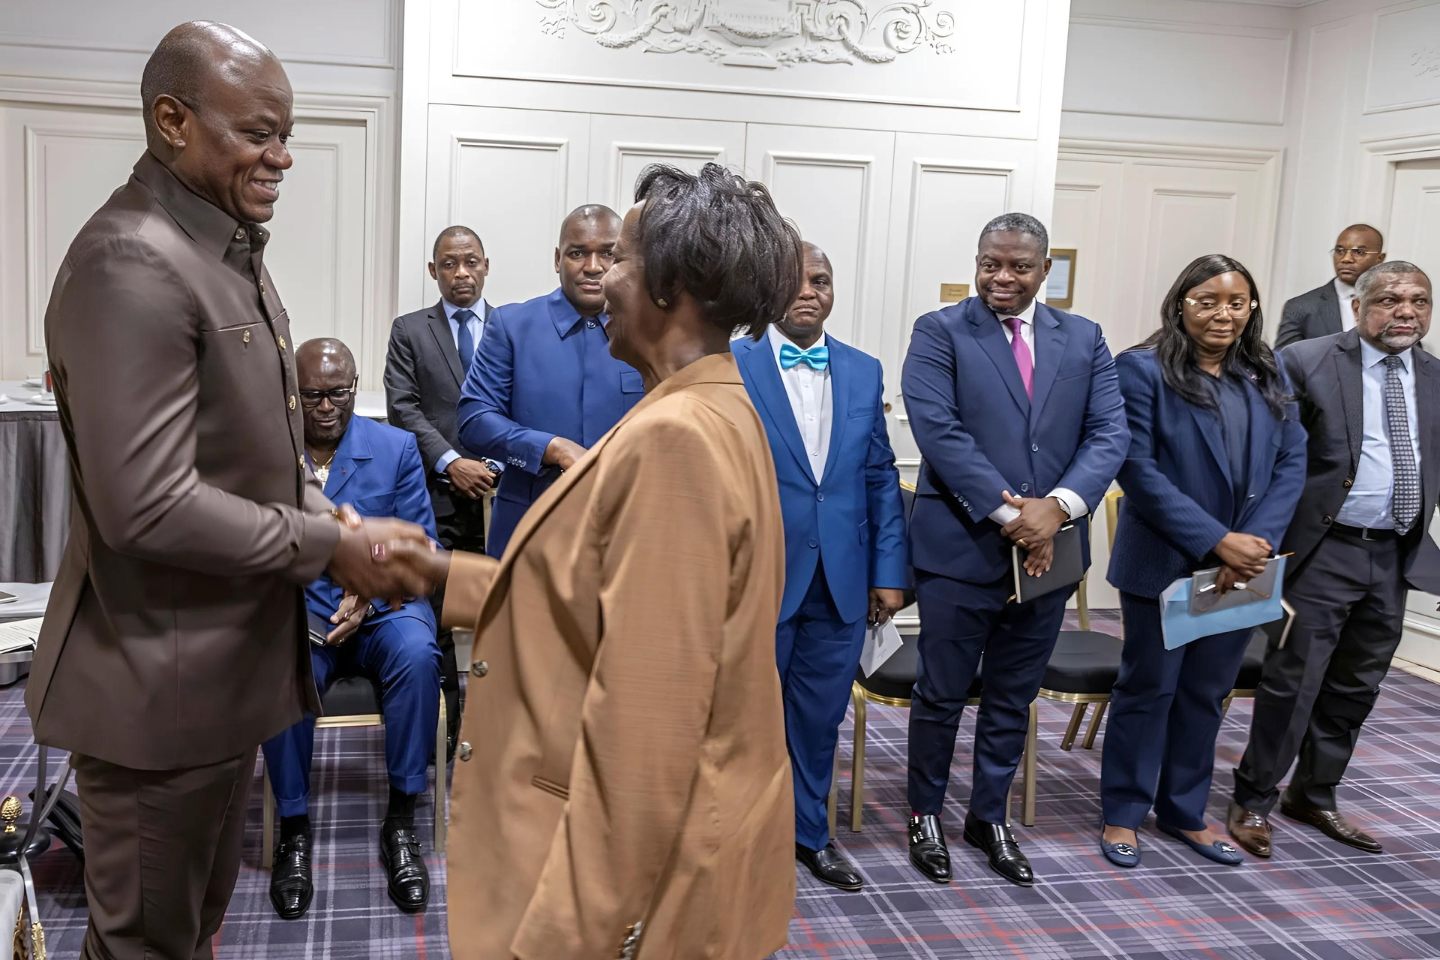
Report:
901,214,1128,887
264,339,443,920
736,242,908,891
457,205,645,557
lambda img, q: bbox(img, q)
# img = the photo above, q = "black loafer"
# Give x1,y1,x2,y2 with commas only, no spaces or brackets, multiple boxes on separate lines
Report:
963,811,1033,887
269,832,314,920
908,814,951,883
379,824,430,912
796,842,863,891
1280,796,1383,854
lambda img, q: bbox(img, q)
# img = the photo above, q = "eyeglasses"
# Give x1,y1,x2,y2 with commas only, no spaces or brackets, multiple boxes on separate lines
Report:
1332,247,1376,259
1183,297,1256,320
298,383,357,407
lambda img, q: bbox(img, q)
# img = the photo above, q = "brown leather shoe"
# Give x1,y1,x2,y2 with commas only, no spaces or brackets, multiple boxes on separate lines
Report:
1279,797,1382,854
1226,801,1272,858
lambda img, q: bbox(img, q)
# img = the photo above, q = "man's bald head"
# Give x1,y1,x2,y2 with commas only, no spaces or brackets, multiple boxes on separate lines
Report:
556,204,622,316
297,338,356,383
801,241,832,272
141,21,294,225
558,204,621,247
297,339,357,446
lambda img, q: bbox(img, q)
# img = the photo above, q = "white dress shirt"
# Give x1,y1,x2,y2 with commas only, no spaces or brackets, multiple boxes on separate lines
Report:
1335,339,1422,529
1334,278,1357,332
768,325,833,482
987,298,1089,525
436,299,489,475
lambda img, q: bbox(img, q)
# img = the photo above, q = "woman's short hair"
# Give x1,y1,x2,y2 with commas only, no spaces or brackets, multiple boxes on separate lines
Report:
1132,253,1289,418
633,163,802,339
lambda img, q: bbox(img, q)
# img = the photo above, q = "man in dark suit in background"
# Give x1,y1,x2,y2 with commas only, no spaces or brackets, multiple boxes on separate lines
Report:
1231,261,1437,858
1275,224,1386,348
385,225,497,751
901,213,1128,887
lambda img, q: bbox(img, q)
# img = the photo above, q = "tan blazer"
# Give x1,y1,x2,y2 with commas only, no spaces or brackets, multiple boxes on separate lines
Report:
28,152,335,770
441,353,794,960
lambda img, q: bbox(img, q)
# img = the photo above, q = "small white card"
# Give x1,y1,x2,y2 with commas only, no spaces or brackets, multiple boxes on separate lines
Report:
859,619,904,677
0,618,42,656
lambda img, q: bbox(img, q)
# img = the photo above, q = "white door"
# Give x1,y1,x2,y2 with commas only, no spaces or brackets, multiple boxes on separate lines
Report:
424,105,592,312
587,115,746,214
1389,157,1440,670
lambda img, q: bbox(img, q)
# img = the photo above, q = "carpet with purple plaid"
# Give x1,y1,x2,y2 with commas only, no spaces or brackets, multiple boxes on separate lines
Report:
7,610,1440,959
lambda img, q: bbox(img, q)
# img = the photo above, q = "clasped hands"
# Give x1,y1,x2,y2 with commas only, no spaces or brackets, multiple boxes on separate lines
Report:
999,491,1066,577
1213,532,1272,596
323,504,442,643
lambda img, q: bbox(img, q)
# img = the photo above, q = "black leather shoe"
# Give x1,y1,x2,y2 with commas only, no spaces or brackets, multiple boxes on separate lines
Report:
908,814,951,883
1280,795,1382,854
796,842,863,891
269,832,314,920
963,812,1033,887
379,824,431,912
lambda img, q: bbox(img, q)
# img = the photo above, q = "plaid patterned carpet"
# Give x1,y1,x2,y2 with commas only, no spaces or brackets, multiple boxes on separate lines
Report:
6,609,1440,959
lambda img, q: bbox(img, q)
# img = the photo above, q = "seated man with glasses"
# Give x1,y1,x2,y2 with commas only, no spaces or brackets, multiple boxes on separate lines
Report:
1276,224,1386,347
263,338,442,920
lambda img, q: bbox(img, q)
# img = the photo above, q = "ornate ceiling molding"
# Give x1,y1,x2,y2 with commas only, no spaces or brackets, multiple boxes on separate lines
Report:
535,0,955,69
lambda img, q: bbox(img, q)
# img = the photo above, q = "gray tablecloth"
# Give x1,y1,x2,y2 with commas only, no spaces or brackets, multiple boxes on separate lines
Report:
0,382,68,584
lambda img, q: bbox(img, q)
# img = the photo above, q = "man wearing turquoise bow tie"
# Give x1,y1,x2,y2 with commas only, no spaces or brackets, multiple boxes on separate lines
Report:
734,242,909,891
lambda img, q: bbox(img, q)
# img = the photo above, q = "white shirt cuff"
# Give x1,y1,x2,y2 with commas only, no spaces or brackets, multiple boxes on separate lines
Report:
1050,487,1089,520
435,449,461,474
988,502,1021,525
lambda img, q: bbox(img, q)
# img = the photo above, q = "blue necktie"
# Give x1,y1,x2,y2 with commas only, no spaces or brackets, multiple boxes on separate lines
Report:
454,308,476,373
779,342,829,371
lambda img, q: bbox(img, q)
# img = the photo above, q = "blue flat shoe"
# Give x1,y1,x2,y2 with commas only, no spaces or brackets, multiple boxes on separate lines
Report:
1156,821,1244,865
1099,833,1140,868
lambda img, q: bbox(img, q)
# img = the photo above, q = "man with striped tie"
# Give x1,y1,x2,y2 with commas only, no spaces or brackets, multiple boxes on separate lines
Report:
1231,261,1439,858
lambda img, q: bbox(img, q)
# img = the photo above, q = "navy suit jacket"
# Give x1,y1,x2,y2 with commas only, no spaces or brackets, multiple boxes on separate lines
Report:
456,287,645,556
901,297,1129,583
1107,349,1308,599
734,334,909,624
305,414,438,628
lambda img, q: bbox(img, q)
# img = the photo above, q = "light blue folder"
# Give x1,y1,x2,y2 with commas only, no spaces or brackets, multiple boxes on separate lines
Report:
1159,555,1288,650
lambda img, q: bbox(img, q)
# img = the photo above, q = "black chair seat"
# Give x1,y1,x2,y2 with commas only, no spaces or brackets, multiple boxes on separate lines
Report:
855,634,982,703
321,675,382,717
1040,630,1123,696
1233,628,1270,691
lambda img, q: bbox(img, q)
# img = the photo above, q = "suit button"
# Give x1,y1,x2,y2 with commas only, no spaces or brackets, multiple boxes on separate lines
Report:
471,660,488,677
288,395,296,410
1021,483,1030,492
816,492,825,502
1031,443,1039,452
457,742,472,762
1343,478,1354,488
259,279,266,293
1322,516,1332,525
807,539,818,549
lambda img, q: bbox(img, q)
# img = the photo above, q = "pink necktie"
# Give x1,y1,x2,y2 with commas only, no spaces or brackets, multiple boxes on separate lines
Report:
1005,317,1034,399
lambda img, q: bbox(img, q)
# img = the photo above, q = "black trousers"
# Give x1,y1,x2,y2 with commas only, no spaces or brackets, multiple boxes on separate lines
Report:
428,482,487,753
1233,529,1407,814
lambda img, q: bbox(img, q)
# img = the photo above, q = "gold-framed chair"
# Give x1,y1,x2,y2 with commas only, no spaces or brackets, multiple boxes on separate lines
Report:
261,677,447,869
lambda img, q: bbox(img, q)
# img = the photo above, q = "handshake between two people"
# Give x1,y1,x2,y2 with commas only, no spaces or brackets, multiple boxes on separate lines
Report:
999,490,1068,578
321,504,456,643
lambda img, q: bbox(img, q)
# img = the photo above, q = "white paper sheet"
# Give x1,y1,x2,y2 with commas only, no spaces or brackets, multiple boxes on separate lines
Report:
859,619,904,677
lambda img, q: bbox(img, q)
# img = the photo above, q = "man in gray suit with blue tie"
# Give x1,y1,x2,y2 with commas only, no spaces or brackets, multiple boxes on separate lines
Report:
1231,261,1438,858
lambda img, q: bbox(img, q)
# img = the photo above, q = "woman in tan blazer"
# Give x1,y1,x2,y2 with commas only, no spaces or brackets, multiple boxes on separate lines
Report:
384,163,802,959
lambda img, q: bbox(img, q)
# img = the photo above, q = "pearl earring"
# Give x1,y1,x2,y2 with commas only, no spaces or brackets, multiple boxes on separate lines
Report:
656,298,669,308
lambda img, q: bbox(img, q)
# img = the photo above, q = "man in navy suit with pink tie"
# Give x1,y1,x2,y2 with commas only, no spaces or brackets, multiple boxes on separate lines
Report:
736,242,908,891
901,214,1128,887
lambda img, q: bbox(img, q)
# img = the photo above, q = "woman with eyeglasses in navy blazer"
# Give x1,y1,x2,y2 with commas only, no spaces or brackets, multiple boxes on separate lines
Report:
1100,255,1307,867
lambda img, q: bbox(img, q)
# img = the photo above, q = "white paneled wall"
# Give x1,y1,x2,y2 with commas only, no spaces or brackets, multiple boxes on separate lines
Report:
0,2,401,385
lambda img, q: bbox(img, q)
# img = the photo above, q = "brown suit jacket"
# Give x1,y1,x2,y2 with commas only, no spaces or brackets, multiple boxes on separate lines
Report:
441,353,794,960
27,152,337,770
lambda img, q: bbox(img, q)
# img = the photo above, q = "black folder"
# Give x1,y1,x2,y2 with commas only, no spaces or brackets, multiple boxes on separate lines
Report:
1011,523,1084,603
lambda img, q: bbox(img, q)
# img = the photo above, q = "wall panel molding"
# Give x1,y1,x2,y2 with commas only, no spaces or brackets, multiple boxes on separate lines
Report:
1364,0,1440,114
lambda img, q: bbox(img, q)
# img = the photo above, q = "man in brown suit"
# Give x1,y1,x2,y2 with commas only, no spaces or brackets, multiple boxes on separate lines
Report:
28,22,429,960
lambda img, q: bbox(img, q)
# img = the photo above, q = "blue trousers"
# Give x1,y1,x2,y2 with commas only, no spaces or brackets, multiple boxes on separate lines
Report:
1100,592,1251,831
907,571,1069,823
776,565,867,852
262,614,442,817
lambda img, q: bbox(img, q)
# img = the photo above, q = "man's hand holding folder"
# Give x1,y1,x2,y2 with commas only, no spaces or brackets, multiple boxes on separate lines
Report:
1213,531,1273,595
999,490,1068,576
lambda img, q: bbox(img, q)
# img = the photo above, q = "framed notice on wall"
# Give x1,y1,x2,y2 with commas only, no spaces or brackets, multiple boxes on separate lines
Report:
1047,249,1076,309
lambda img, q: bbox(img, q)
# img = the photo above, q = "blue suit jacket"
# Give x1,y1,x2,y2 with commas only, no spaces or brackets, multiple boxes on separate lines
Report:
1106,348,1308,599
901,297,1129,583
456,287,645,557
735,335,909,624
304,414,438,628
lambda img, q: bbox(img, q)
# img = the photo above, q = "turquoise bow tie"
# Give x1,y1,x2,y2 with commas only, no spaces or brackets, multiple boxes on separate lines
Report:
780,343,829,371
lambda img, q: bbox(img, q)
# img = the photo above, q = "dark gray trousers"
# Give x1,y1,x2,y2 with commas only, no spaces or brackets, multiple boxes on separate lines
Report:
1233,530,1407,815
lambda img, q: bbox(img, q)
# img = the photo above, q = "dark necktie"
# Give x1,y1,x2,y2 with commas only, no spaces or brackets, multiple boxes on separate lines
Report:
1382,354,1420,531
454,308,476,373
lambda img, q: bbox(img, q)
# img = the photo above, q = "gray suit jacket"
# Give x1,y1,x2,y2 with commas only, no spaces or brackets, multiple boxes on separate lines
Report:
1276,281,1344,348
1278,330,1440,592
384,298,491,473
30,151,335,770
